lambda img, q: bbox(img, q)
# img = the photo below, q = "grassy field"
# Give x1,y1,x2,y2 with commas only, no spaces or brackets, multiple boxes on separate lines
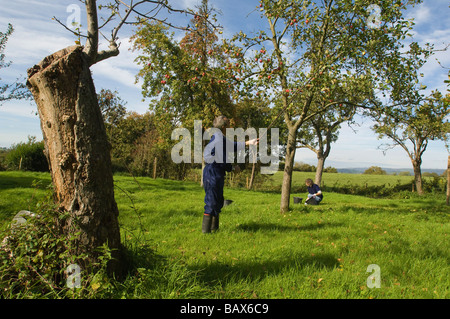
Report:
0,170,448,299
0,171,52,224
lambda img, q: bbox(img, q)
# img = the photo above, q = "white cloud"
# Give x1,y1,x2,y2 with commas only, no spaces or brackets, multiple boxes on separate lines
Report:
0,102,42,148
403,4,450,95
91,37,142,89
4,24,74,66
407,3,432,26
91,59,139,89
180,0,202,10
0,100,37,119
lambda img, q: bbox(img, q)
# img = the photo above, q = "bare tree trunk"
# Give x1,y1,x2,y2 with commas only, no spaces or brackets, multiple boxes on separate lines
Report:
446,155,449,206
412,159,424,195
280,128,297,213
27,45,122,274
315,156,325,187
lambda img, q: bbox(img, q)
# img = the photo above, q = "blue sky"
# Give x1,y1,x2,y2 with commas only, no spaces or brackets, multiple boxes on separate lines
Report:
0,0,449,170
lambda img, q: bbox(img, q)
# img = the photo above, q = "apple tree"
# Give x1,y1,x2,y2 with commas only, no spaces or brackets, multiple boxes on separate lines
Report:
296,69,376,186
132,0,234,129
229,0,422,212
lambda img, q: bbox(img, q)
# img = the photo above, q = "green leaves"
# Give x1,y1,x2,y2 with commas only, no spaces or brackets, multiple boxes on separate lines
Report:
132,1,239,128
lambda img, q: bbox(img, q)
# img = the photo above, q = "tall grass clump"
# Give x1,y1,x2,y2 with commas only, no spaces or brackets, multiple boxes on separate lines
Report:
0,186,115,299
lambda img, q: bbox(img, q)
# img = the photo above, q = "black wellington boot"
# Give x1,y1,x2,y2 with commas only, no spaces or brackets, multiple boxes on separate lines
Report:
202,214,212,233
211,215,219,232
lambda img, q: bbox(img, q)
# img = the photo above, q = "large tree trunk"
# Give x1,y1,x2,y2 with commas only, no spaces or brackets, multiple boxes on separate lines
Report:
412,159,424,195
280,128,297,213
26,45,122,274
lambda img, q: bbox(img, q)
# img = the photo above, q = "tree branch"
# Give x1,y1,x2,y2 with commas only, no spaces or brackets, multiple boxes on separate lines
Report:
84,0,99,62
95,41,120,64
52,16,88,39
296,141,318,154
53,1,204,66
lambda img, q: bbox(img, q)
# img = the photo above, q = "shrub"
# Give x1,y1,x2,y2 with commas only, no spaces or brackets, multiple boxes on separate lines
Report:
324,166,338,173
363,166,387,175
0,148,7,171
293,162,316,172
4,137,48,172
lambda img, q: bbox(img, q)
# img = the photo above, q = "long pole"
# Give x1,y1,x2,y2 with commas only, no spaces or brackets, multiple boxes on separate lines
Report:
446,155,449,206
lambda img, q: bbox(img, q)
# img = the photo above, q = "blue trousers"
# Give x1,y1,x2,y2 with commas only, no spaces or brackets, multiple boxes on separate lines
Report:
307,194,323,203
203,164,225,217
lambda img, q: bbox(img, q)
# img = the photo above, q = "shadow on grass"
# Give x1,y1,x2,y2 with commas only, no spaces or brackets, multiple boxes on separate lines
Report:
114,177,205,197
191,253,339,285
235,221,345,233
336,203,450,216
121,241,167,271
0,174,51,191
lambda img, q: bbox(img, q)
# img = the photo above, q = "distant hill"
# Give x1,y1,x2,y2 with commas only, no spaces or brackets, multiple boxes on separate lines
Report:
337,167,446,175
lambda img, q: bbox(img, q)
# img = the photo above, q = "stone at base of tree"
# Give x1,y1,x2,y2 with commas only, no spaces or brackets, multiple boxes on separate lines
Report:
11,210,39,228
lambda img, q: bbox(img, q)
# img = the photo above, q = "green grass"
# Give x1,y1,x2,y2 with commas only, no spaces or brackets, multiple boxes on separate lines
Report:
0,171,449,299
0,171,52,224
265,170,419,187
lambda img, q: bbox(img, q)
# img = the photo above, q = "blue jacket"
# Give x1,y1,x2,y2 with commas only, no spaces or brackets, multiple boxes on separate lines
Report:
307,184,323,199
204,131,245,174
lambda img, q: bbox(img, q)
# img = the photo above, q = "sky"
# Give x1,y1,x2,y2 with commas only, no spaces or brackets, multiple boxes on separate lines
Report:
0,0,449,170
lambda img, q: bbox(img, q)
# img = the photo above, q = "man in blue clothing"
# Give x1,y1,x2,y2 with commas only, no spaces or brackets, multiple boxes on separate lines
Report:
202,115,258,233
305,178,323,205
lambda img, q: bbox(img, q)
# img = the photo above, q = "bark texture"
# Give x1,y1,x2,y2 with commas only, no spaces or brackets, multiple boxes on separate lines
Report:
411,159,424,196
280,128,297,213
27,45,122,273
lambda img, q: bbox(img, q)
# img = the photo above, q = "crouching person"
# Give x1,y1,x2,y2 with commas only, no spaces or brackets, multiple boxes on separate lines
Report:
305,178,323,205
